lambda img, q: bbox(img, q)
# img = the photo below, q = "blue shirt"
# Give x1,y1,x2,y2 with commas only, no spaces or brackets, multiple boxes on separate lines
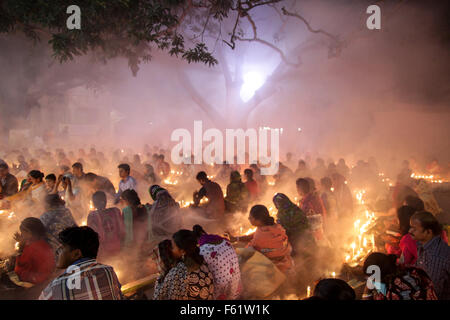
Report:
416,235,450,300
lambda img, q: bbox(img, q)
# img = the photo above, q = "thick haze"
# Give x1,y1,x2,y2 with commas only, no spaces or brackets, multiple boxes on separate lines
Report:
0,0,449,168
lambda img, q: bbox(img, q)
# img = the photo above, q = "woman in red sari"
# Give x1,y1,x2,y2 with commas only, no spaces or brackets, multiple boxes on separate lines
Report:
12,217,55,285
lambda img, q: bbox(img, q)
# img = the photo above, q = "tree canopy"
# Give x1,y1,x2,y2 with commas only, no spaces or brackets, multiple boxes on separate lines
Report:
0,0,295,75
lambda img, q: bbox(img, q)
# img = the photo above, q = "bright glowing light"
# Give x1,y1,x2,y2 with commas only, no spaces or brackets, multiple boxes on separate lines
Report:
240,72,265,102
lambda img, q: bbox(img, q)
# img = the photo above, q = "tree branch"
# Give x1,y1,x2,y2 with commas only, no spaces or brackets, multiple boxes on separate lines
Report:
281,7,340,43
176,67,225,126
233,13,301,67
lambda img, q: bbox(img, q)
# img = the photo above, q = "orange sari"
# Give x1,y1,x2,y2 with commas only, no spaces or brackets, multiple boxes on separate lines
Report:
247,224,293,273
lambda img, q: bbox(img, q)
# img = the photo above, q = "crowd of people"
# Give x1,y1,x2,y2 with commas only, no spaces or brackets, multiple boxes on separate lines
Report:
0,146,448,300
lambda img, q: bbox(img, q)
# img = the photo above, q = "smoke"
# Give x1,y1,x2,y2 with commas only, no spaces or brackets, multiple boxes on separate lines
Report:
1,1,449,166
0,0,449,294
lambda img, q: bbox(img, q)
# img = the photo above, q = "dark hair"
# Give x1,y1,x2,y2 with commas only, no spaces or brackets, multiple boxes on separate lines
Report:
29,170,44,181
192,224,207,239
196,171,207,181
244,169,253,178
20,217,47,240
59,226,99,259
363,252,398,284
320,177,332,190
159,154,165,160
92,191,107,210
296,178,310,194
118,163,131,174
172,230,204,265
397,205,416,236
84,172,98,182
45,174,57,182
72,162,83,171
121,189,147,222
404,195,425,212
0,163,8,170
313,279,356,300
411,211,443,236
121,189,140,206
158,239,174,273
250,205,275,226
45,194,65,209
306,177,316,191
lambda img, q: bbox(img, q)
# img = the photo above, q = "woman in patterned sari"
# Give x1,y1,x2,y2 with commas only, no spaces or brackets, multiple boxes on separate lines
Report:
193,224,242,300
362,252,437,300
153,230,214,300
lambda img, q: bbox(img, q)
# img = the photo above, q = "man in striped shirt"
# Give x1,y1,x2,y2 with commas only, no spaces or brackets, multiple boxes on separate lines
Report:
39,226,123,300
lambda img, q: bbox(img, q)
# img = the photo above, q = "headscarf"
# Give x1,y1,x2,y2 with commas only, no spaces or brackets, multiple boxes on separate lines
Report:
148,185,181,238
272,193,308,236
273,193,296,211
150,184,166,201
230,171,241,183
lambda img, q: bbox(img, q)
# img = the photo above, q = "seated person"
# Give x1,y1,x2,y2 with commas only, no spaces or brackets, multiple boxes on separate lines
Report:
272,193,309,255
243,169,259,201
404,195,425,213
296,178,327,243
44,174,57,194
306,278,355,300
1,218,55,288
153,230,214,300
40,194,77,253
193,225,242,300
39,226,123,300
120,189,149,248
362,252,437,300
193,171,225,220
410,211,450,299
224,171,249,214
87,191,124,259
147,185,181,240
396,206,418,265
228,205,294,274
84,173,116,198
0,163,18,199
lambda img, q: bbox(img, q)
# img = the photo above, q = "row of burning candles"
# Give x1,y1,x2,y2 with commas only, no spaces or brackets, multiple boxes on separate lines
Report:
0,210,20,250
410,173,446,184
163,170,215,186
380,171,446,184
345,190,377,266
0,209,16,220
304,189,376,298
